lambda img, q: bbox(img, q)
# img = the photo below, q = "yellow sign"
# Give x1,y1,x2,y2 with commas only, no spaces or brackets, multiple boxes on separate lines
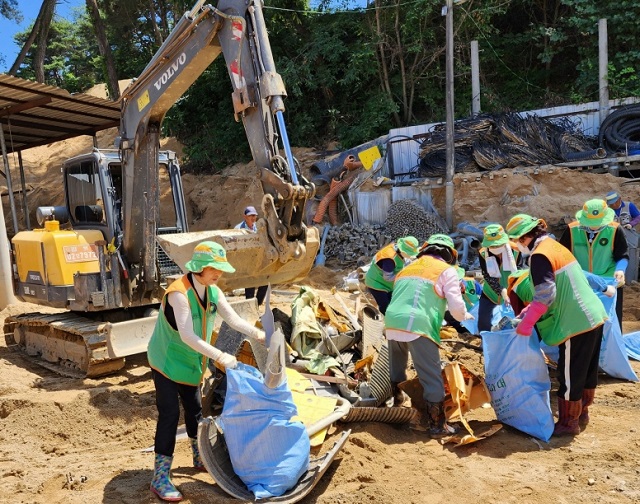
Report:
137,90,151,112
358,145,382,170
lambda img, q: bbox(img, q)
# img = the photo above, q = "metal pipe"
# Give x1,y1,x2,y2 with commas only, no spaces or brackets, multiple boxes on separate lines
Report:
17,151,30,230
0,124,19,234
276,111,299,185
306,396,351,437
444,0,455,229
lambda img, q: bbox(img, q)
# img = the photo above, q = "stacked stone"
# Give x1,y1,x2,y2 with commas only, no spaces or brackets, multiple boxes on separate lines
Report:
323,223,392,265
383,199,447,243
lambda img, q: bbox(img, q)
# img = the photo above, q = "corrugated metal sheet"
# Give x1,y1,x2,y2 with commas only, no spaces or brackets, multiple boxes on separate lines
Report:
353,189,391,225
391,186,433,207
0,74,120,153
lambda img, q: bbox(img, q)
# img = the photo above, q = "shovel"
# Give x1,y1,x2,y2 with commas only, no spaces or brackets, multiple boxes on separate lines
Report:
314,224,331,267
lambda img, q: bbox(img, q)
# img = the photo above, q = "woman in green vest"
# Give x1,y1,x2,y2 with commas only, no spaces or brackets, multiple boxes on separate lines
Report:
147,241,266,502
364,235,420,315
477,224,521,331
384,234,474,438
558,198,629,330
506,214,607,437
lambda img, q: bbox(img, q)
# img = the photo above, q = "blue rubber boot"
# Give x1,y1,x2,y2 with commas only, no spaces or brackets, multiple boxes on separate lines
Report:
150,453,183,502
190,437,206,471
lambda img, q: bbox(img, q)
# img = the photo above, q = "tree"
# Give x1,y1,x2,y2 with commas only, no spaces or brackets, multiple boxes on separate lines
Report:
86,0,120,99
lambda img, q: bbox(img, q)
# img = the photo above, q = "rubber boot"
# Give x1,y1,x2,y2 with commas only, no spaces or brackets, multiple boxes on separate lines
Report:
390,381,408,407
150,453,183,502
425,401,459,439
579,388,595,427
553,398,582,436
190,437,206,471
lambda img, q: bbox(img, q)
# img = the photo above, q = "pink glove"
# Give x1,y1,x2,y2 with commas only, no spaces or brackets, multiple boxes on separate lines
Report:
515,301,548,337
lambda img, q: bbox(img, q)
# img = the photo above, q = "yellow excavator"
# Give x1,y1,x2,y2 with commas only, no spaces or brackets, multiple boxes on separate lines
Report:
5,0,319,377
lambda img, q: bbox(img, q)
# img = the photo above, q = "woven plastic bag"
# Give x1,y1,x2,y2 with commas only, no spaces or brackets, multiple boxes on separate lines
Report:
597,291,638,382
624,331,640,361
219,362,310,498
482,327,554,442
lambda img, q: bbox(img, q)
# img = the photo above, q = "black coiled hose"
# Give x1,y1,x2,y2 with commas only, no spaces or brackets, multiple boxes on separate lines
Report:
598,104,640,153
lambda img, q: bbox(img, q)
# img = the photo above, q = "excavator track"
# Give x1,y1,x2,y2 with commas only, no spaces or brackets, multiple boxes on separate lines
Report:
4,312,125,378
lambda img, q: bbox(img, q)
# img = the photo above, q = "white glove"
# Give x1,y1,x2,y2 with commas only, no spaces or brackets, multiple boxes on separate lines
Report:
501,288,511,307
624,224,633,230
215,352,238,370
464,312,475,321
614,270,625,287
603,285,617,298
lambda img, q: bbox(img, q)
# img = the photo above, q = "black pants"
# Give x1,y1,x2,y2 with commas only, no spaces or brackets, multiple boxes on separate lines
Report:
152,369,202,457
367,287,392,315
616,287,624,331
245,285,268,306
556,324,604,402
477,293,496,332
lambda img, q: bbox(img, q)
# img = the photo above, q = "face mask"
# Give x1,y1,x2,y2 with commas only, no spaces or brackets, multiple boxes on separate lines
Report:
489,245,506,255
516,242,530,256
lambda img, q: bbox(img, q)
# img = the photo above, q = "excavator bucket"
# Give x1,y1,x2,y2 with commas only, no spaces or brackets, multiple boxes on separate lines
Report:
156,224,319,292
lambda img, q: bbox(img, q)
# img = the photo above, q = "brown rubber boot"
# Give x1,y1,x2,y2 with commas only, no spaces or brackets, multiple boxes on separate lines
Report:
579,388,595,427
425,401,459,439
553,398,582,436
390,381,408,407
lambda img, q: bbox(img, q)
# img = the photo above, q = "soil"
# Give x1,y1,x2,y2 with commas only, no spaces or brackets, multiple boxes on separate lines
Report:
1,126,640,503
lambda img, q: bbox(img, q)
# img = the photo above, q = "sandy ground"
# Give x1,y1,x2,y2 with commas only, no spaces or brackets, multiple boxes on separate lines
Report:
1,282,640,504
1,131,640,503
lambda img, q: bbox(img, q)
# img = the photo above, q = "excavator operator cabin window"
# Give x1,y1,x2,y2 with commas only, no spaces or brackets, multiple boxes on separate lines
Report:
66,161,106,225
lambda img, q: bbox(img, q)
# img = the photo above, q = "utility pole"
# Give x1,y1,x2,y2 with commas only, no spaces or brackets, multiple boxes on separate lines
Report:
471,40,480,115
598,19,609,128
444,0,455,229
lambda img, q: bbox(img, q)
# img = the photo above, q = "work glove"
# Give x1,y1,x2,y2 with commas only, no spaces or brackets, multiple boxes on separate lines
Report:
463,312,475,321
254,330,266,344
515,301,548,337
510,317,522,328
214,352,238,370
614,270,625,287
603,285,617,298
624,224,633,230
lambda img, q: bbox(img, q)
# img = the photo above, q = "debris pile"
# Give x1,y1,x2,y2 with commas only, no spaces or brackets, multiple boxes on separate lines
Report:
384,199,448,243
418,113,600,177
322,200,448,265
323,223,392,265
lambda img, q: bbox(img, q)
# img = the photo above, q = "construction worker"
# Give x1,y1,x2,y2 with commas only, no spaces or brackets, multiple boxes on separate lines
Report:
384,234,474,438
364,236,420,315
312,154,362,226
506,214,607,437
235,206,268,306
558,199,629,329
606,191,640,229
477,224,521,331
147,241,266,502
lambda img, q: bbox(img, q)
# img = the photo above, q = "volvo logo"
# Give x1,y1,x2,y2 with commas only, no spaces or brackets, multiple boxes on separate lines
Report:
154,53,187,91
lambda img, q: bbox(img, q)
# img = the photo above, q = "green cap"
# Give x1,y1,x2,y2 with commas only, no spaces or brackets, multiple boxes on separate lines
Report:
396,236,420,258
505,214,545,239
482,224,509,248
423,233,458,259
185,241,236,274
575,199,615,229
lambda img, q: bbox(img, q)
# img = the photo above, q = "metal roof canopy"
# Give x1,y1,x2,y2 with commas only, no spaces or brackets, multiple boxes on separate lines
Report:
0,73,120,153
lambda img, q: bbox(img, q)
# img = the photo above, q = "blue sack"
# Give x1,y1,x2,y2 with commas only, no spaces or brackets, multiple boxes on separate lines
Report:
219,363,310,499
482,328,554,442
624,331,640,361
460,302,514,334
597,291,638,382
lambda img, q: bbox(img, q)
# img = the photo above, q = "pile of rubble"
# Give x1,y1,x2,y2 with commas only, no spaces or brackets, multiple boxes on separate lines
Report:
323,200,448,265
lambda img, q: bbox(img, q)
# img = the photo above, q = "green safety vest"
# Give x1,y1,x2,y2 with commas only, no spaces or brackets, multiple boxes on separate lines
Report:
568,221,618,277
527,238,607,346
147,275,219,385
384,255,451,345
479,244,520,304
461,277,480,310
364,243,405,292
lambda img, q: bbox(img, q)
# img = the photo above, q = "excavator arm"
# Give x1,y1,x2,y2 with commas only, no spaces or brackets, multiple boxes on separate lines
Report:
117,0,317,294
